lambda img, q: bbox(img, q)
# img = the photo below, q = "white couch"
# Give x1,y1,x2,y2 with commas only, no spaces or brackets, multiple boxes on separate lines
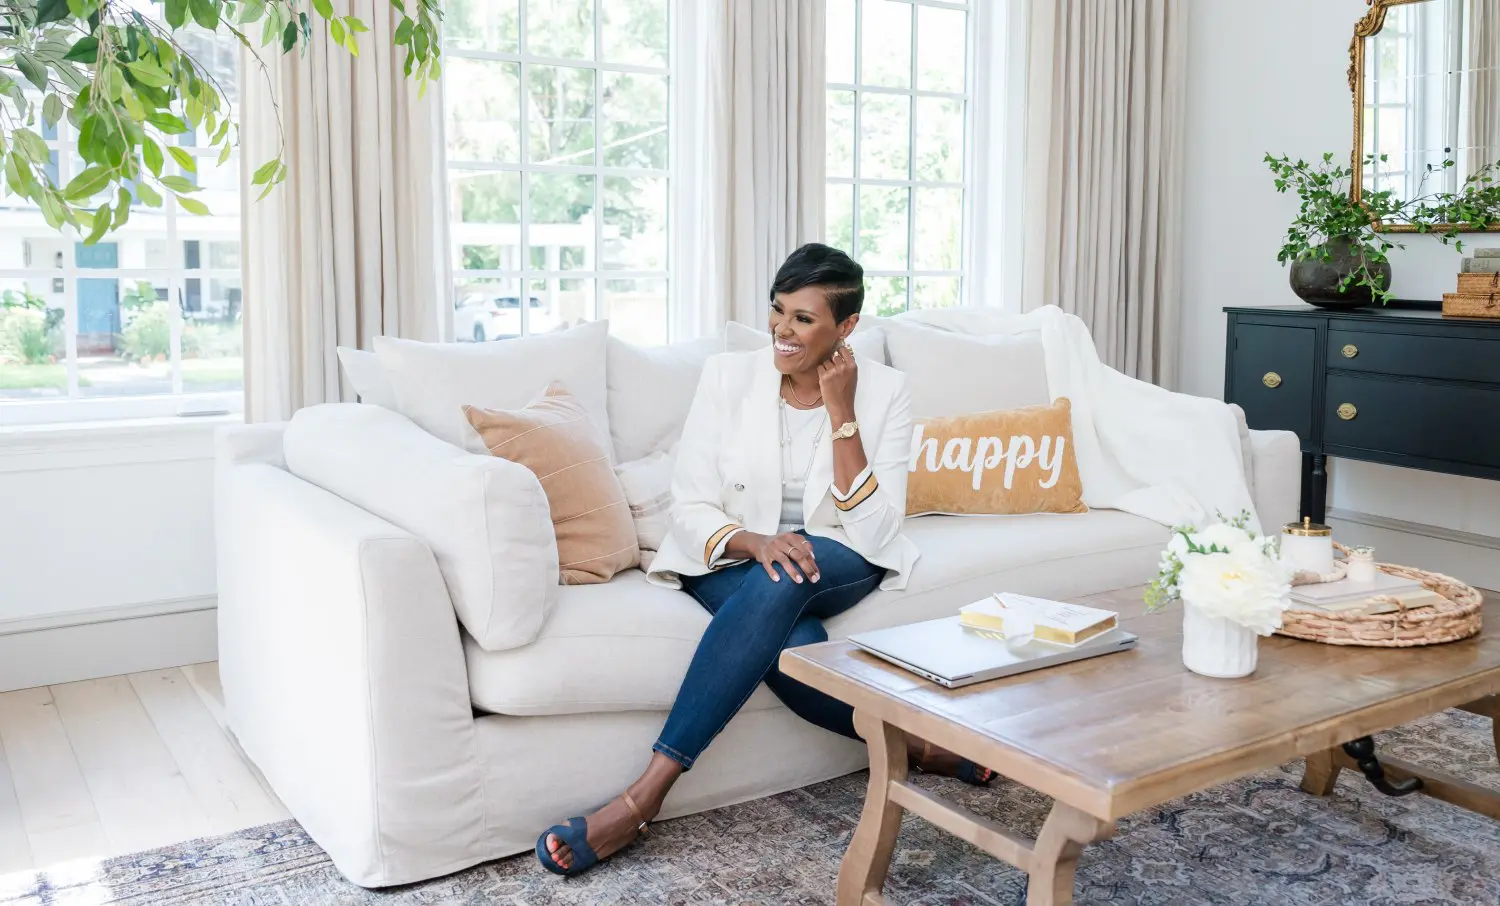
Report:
215,318,1301,887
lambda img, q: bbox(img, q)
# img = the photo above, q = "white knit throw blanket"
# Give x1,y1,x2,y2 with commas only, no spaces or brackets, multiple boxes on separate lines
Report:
895,305,1260,534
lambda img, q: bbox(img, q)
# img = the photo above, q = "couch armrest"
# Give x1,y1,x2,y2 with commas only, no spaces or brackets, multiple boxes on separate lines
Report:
282,403,559,651
216,461,488,886
216,421,287,469
1248,429,1300,534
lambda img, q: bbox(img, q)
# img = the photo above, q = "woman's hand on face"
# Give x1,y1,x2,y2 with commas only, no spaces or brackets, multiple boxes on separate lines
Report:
817,340,858,421
749,532,819,584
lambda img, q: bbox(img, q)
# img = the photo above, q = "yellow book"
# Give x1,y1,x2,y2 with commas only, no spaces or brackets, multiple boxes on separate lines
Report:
959,594,1118,647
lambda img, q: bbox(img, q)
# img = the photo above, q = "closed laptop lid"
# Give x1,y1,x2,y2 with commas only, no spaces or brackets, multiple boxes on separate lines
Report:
849,616,1135,683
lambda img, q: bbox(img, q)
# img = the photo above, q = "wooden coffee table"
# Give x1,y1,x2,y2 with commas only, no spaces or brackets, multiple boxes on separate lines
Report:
780,588,1500,906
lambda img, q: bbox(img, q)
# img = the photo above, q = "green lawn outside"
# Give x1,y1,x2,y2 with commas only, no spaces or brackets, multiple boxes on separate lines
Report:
0,363,85,389
0,358,239,391
183,358,244,385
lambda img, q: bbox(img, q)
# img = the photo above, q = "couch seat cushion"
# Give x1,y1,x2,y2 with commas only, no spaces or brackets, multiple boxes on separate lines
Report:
466,510,1168,717
826,510,1167,638
464,570,785,717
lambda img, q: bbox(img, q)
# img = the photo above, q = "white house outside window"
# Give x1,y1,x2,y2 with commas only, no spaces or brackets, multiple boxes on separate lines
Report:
444,0,672,347
0,28,242,427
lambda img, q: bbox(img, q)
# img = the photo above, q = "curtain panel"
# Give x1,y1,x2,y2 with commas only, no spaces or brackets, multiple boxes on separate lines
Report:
240,0,449,422
671,0,826,338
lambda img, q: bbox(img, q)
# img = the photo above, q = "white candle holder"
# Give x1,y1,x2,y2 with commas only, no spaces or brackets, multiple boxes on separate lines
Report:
1281,517,1334,577
1347,545,1377,583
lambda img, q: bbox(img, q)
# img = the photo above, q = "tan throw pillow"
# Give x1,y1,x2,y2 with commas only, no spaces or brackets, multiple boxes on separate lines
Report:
906,398,1087,517
465,384,640,584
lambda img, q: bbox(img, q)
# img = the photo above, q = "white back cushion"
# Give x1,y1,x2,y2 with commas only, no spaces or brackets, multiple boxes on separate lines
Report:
614,446,677,571
335,346,396,408
373,320,610,450
606,335,721,462
283,403,559,652
883,322,1050,419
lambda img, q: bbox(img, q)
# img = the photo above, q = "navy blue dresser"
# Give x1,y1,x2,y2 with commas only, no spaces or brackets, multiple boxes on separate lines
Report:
1223,303,1500,522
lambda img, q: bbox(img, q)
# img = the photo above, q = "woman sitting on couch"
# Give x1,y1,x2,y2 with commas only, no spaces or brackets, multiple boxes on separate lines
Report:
537,243,994,876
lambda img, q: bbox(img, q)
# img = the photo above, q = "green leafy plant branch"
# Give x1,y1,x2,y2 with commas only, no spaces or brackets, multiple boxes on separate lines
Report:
1266,150,1500,305
0,0,442,244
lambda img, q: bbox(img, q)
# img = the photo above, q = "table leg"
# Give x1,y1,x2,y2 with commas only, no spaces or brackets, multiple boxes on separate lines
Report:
837,711,909,906
1027,801,1114,906
1300,748,1342,796
1309,454,1328,525
1458,695,1500,758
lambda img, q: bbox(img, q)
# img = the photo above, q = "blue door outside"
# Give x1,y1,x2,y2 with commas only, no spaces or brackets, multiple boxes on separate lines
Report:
75,241,120,348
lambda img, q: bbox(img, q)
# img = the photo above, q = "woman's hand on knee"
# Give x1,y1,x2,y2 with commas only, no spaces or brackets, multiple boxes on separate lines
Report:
747,532,819,584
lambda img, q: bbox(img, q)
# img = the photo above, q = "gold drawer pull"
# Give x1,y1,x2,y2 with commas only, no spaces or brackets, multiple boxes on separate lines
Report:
1262,372,1282,388
1342,344,1359,358
1337,402,1358,420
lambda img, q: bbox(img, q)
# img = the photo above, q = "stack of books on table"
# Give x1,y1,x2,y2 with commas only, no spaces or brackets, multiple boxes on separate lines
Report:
1460,248,1500,273
959,593,1119,647
1288,572,1441,614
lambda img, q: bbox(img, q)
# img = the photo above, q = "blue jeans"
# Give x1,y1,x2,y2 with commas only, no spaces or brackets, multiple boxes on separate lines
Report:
653,532,884,770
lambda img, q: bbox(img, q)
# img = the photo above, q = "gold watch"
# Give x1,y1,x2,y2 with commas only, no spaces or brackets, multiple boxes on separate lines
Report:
831,420,859,440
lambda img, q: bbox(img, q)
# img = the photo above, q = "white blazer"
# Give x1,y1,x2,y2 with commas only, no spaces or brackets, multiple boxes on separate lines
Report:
647,346,920,591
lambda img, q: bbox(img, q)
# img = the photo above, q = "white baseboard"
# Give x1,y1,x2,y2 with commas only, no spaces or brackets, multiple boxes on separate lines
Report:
1327,508,1500,591
0,597,217,693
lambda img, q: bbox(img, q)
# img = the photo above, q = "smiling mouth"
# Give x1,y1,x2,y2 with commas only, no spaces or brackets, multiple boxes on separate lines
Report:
773,338,803,356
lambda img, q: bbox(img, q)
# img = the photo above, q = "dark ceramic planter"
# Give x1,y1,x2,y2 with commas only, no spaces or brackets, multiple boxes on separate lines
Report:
1289,236,1392,308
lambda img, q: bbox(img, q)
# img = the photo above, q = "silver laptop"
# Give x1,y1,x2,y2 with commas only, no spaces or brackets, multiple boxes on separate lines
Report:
848,616,1139,688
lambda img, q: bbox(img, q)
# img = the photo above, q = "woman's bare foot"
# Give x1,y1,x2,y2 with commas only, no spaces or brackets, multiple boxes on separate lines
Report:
909,738,994,783
542,754,681,872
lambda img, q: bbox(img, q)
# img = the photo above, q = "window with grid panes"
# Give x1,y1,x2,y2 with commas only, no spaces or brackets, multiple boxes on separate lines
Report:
1365,5,1420,200
0,28,242,426
444,0,671,347
825,0,970,316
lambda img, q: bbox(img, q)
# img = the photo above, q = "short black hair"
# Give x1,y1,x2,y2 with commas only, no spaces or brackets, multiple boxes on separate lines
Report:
769,243,864,322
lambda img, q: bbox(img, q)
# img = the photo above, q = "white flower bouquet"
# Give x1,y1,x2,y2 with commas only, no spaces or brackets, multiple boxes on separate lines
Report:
1145,511,1295,636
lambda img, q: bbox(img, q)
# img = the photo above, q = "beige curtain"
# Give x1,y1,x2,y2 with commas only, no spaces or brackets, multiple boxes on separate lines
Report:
240,1,449,422
1018,0,1188,387
671,0,825,339
1469,0,1500,172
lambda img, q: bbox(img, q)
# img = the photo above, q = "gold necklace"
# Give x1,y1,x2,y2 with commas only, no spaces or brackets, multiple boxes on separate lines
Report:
782,374,822,408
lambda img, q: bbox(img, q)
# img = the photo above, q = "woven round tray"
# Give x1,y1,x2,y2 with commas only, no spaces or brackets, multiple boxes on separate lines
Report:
1276,559,1484,647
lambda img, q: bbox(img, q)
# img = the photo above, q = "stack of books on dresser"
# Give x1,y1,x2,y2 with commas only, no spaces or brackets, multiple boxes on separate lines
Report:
1446,248,1500,318
1288,572,1442,615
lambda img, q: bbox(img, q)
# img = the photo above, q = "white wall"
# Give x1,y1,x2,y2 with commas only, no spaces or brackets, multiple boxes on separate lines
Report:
0,420,223,689
1180,0,1500,586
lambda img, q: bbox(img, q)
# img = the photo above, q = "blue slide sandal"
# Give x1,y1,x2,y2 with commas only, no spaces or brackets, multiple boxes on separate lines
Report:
536,791,650,877
917,741,995,787
956,759,996,787
536,817,600,876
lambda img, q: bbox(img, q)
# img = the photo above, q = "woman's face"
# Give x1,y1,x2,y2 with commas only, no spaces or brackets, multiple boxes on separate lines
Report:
768,286,857,376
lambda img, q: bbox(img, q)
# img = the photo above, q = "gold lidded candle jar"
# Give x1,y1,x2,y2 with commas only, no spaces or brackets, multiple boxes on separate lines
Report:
1281,517,1334,576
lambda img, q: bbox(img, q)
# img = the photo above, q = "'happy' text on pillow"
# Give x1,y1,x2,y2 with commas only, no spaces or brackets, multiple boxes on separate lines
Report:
909,424,1067,491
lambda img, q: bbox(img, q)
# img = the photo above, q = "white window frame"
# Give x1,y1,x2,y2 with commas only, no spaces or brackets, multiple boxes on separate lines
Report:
445,2,673,342
0,83,243,428
827,0,973,313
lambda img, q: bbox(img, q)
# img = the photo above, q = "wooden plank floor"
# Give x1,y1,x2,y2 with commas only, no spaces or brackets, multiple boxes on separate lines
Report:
0,663,288,874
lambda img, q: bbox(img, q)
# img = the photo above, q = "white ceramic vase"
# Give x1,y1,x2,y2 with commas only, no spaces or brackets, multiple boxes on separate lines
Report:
1181,600,1259,678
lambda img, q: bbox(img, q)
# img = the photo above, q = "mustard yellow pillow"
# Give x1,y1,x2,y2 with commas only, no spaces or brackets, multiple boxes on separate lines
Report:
465,384,640,584
906,397,1087,517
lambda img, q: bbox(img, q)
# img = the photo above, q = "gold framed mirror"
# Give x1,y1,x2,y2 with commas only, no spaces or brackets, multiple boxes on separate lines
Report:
1350,0,1500,232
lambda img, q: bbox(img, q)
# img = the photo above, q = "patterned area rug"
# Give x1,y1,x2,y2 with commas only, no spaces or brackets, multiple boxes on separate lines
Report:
5,710,1500,905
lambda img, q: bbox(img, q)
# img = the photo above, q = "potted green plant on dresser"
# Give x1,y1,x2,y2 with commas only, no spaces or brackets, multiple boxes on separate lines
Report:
1265,151,1500,308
